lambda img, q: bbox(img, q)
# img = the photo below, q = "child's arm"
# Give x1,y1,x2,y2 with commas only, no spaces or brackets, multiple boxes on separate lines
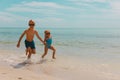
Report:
35,31,45,44
44,36,47,45
44,35,46,42
16,30,26,48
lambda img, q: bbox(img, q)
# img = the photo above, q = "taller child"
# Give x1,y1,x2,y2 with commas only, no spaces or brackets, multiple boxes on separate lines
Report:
17,20,44,60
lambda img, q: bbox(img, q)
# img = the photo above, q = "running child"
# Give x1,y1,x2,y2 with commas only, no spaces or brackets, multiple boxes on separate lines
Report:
17,20,44,61
42,30,56,59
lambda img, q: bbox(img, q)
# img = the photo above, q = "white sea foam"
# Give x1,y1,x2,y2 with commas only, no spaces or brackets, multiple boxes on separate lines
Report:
0,27,120,80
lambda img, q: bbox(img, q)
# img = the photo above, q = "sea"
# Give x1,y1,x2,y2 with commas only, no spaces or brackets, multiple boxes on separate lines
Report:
0,27,120,80
0,27,120,62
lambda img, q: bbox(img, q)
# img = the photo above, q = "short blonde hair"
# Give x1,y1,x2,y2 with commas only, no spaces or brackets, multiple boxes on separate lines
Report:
44,30,50,34
28,20,35,26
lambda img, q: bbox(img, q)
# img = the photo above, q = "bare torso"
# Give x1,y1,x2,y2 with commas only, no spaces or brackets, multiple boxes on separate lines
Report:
25,28,35,42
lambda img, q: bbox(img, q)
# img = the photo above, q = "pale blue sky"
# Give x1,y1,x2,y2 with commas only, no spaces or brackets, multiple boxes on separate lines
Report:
0,0,120,28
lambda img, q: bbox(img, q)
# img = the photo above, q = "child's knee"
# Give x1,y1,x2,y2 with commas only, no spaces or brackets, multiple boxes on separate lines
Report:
32,50,36,54
28,47,32,51
28,53,32,56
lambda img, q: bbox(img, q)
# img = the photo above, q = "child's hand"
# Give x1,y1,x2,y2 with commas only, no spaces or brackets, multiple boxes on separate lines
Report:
16,43,20,48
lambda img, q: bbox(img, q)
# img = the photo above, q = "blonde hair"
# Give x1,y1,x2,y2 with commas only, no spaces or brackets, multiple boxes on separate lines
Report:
28,20,35,26
44,30,50,34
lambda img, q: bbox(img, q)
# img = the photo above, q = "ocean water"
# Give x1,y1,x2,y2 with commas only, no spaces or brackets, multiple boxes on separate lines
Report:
1,27,120,80
0,27,120,62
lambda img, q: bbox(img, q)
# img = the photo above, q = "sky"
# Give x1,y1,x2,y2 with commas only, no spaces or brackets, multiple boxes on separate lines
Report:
0,0,120,28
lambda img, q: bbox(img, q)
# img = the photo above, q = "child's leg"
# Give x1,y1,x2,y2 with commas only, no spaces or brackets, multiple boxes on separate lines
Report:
50,46,56,59
32,49,36,54
27,47,32,59
26,49,29,55
42,46,48,58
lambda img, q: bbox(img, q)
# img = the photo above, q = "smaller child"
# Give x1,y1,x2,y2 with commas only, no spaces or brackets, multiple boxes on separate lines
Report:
42,30,56,59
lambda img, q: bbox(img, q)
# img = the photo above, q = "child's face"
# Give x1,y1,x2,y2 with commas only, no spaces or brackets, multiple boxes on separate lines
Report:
29,24,35,29
45,32,50,37
29,20,35,27
29,24,35,26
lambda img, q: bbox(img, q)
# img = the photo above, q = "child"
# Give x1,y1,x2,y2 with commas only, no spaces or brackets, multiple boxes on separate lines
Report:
42,30,56,59
17,20,44,61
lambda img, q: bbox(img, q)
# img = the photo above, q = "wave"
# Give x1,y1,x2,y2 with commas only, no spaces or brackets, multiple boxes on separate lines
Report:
0,41,16,44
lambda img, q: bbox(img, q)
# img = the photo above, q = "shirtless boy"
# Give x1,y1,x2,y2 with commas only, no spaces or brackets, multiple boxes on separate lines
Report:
17,20,44,60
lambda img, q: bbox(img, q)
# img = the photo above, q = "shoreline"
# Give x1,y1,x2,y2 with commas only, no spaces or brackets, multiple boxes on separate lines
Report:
0,49,120,80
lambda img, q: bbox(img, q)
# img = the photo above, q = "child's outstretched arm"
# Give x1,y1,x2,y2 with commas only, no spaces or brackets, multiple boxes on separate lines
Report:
17,30,26,48
35,31,45,45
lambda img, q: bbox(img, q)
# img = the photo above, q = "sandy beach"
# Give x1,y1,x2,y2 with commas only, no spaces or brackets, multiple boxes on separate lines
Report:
0,49,120,80
1,0,120,79
0,27,120,80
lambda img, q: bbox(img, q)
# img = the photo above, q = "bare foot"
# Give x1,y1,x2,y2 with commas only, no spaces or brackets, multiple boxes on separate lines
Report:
52,57,56,59
41,55,44,58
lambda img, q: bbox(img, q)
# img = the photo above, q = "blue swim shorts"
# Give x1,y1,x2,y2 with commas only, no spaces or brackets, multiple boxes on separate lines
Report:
24,40,35,49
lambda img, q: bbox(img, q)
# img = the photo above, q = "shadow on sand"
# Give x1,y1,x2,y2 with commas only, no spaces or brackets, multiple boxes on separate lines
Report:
12,59,51,68
12,61,29,69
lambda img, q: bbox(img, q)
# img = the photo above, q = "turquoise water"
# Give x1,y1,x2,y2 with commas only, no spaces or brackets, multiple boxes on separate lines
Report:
0,27,120,47
0,27,120,80
0,27,120,61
